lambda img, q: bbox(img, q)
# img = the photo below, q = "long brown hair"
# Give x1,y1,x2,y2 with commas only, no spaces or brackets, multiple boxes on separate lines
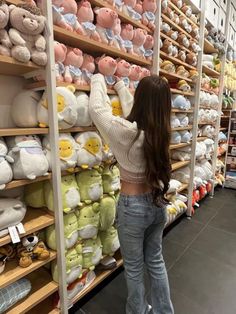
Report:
127,75,171,204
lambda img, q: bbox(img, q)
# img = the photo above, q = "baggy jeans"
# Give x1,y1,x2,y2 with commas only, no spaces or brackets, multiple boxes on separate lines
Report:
116,193,174,314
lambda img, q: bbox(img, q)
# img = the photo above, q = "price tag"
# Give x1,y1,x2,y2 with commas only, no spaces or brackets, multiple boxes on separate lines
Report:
8,226,20,244
16,223,26,235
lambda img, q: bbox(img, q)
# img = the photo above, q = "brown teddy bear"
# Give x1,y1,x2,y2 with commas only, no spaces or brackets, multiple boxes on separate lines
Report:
161,39,174,56
177,33,190,48
17,234,50,268
176,65,190,78
178,50,186,62
186,52,197,66
160,60,176,73
166,29,178,41
177,79,191,92
0,0,12,56
0,244,16,274
8,3,47,65
181,4,192,17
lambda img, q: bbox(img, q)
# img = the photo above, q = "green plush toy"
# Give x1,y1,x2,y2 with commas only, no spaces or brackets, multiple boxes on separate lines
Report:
44,174,82,213
76,169,103,204
51,244,83,285
102,165,120,197
46,212,79,251
24,181,45,208
99,227,120,256
81,237,102,270
99,196,116,231
75,203,100,239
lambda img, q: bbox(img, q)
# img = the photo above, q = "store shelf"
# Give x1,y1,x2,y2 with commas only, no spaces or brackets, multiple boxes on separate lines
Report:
0,128,49,137
0,55,40,76
170,88,195,96
198,122,216,126
220,127,228,131
28,297,59,314
63,126,97,133
172,108,194,113
160,69,193,83
54,26,151,66
170,143,191,150
0,251,56,289
168,1,200,28
202,65,220,78
171,160,190,171
6,268,58,314
5,174,51,190
72,252,123,305
160,32,191,54
177,183,189,193
204,39,218,54
197,136,208,141
0,208,54,247
160,51,196,71
200,88,218,95
221,116,230,119
25,81,117,95
172,126,193,131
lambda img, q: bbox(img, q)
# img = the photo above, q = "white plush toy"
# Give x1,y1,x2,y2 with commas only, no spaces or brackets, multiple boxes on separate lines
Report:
74,91,92,127
209,109,218,123
167,179,182,194
200,125,215,139
172,95,191,110
74,132,103,169
195,141,207,160
37,85,77,129
202,54,214,69
176,113,189,127
194,163,207,183
180,130,192,143
171,114,181,128
0,137,14,189
0,198,27,237
171,131,181,144
171,149,191,161
172,166,191,183
200,160,213,181
204,138,214,159
11,90,41,127
42,134,78,172
209,94,219,109
7,135,49,180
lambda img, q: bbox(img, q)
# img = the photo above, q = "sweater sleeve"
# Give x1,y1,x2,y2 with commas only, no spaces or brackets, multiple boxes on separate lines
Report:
114,80,134,118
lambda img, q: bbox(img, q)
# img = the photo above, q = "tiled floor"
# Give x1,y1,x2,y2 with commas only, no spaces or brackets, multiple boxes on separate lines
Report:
72,188,236,314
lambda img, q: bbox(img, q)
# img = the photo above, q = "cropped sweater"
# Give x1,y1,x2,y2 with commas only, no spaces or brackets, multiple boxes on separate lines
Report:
89,74,146,183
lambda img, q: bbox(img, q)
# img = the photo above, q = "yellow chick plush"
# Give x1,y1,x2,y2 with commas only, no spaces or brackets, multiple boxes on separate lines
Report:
109,95,123,117
75,132,103,169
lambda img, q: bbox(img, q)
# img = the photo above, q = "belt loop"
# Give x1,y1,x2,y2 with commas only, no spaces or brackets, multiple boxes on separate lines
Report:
124,195,129,206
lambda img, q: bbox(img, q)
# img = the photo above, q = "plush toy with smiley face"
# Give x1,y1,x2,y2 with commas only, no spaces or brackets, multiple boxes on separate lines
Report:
74,132,103,169
109,95,123,117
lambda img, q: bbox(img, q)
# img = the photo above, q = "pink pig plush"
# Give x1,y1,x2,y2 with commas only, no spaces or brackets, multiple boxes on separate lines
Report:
115,59,131,87
54,41,67,82
142,0,157,31
81,54,95,86
52,0,84,34
140,67,150,80
129,64,142,90
132,28,147,57
94,7,118,46
112,18,126,52
122,0,142,21
64,47,84,85
143,34,154,61
121,24,134,54
77,0,101,41
96,55,117,87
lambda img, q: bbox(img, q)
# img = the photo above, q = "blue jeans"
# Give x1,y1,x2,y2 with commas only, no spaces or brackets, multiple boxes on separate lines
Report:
117,193,174,314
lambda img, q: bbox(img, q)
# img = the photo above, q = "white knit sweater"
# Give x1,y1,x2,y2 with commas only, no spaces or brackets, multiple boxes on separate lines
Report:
89,74,146,183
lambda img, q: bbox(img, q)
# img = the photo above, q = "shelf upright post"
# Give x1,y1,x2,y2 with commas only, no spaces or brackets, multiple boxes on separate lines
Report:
151,0,161,75
41,1,68,313
186,1,206,217
210,0,232,196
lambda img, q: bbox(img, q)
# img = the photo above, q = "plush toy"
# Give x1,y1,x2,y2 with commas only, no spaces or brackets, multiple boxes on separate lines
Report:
132,28,147,57
0,0,12,56
172,166,191,183
160,60,175,73
171,150,190,161
171,114,181,128
45,174,81,213
176,113,189,127
7,135,49,180
177,33,189,48
52,245,83,284
24,181,45,208
140,67,150,80
112,17,126,52
109,95,123,117
0,198,26,238
162,7,174,20
75,132,103,169
178,50,186,62
43,133,78,172
134,0,143,14
64,47,83,85
172,95,191,110
8,3,47,65
181,4,192,17
115,59,131,88
143,34,154,61
81,237,102,270
80,54,95,86
76,169,103,204
177,80,191,92
76,0,101,41
172,0,182,8
102,165,121,197
99,226,120,256
189,70,199,82
202,54,214,69
171,131,181,144
142,0,157,31
162,39,174,56
99,196,116,231
120,23,134,54
186,52,197,67
176,66,190,78
191,25,200,40
17,234,50,267
179,16,192,33
74,91,92,127
11,90,41,128
46,213,79,250
37,85,77,129
189,39,201,53
160,19,171,34
166,30,178,41
96,55,117,87
129,64,141,90
102,142,114,164
180,130,192,143
0,137,13,189
122,0,142,21
167,179,182,194
94,7,118,46
210,78,220,94
199,125,215,139
75,203,100,239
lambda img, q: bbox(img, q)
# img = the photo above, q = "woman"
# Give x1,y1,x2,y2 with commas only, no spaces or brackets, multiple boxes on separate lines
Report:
89,73,174,314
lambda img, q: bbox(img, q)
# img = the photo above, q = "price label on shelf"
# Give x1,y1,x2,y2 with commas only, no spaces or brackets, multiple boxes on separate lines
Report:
8,226,20,244
16,223,26,235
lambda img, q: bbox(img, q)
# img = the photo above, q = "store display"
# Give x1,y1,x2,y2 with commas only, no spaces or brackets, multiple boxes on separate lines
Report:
99,226,120,256
0,137,13,189
81,237,103,270
64,47,84,84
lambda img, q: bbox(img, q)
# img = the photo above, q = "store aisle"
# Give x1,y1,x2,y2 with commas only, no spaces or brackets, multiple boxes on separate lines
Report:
73,188,236,314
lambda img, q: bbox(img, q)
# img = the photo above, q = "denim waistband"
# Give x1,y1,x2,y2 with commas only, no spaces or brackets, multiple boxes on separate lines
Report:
119,192,153,204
